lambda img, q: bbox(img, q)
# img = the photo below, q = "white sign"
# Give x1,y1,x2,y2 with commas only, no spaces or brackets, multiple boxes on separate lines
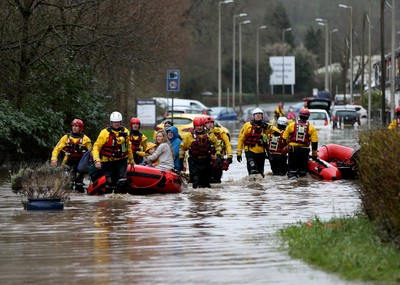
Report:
269,56,295,85
136,99,156,126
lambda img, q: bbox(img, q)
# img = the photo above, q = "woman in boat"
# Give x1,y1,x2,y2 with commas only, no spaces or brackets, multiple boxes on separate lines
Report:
143,130,174,171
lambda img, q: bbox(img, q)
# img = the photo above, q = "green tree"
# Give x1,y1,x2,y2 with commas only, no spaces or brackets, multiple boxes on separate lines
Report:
304,26,323,66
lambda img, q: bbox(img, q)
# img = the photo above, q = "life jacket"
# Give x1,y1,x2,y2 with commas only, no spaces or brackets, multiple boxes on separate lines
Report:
130,130,143,153
244,123,264,147
213,129,225,149
100,128,129,159
289,121,311,144
189,132,214,158
62,133,87,161
267,130,285,152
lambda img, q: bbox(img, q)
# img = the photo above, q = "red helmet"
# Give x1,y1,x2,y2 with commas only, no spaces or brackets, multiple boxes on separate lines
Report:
204,116,215,123
299,108,310,119
193,117,205,127
71,119,84,132
130,117,141,129
395,106,400,114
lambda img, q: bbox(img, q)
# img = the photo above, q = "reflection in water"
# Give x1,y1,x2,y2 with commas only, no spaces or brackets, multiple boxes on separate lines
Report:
0,129,366,285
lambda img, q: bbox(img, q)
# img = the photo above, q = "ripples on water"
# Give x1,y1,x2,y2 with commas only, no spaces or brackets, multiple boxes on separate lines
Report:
0,129,366,285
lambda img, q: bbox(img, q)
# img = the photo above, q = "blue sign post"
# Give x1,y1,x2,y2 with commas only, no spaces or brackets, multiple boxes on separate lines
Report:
167,70,180,92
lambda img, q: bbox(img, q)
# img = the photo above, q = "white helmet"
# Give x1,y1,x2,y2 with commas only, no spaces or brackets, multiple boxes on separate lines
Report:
110,111,123,123
277,116,288,127
252,107,264,116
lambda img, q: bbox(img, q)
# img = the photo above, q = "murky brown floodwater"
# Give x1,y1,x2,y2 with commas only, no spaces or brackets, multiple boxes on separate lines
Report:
0,126,368,285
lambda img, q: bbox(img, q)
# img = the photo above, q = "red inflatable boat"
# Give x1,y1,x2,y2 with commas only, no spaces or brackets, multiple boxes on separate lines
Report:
308,157,342,180
317,144,358,179
87,164,184,195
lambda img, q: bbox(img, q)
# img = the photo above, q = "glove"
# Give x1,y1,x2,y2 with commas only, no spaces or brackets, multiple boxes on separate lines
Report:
282,145,292,154
312,150,318,159
216,155,223,167
237,155,242,163
260,120,268,128
227,157,233,164
179,158,184,171
119,131,128,138
128,158,135,165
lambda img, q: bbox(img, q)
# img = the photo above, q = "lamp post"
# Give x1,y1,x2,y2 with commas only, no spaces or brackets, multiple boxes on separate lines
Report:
232,13,247,111
239,20,251,116
366,14,372,129
256,25,267,107
218,0,233,107
330,28,338,94
316,18,329,92
339,4,353,103
390,0,396,120
282,27,292,99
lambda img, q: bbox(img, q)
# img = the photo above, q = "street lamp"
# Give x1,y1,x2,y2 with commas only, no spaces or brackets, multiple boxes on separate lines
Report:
330,28,338,94
366,14,372,129
218,0,234,107
339,4,353,103
282,27,292,99
256,25,267,107
239,20,251,115
316,18,329,92
232,13,247,111
390,0,396,120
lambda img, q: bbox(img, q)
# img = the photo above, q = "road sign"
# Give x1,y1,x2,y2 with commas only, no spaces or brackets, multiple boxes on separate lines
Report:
167,69,180,92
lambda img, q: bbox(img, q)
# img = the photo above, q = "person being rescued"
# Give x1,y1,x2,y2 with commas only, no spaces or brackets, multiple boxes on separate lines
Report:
50,118,92,192
204,116,233,183
179,117,222,188
129,117,147,164
266,117,289,176
91,111,134,192
136,142,159,167
236,108,281,177
166,126,182,171
142,130,174,171
282,108,319,179
388,106,400,130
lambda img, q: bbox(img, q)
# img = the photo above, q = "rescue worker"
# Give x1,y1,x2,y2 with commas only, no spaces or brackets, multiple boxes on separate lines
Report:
92,111,134,191
266,117,288,176
204,116,233,183
179,117,222,188
282,108,319,179
50,119,92,192
129,117,147,164
388,107,400,130
236,108,281,176
274,103,285,121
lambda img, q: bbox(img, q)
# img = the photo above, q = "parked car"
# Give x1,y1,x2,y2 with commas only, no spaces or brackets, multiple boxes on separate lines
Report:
154,113,230,140
308,109,332,131
352,104,368,118
332,105,360,129
210,107,238,121
164,106,208,118
304,98,332,118
242,106,269,123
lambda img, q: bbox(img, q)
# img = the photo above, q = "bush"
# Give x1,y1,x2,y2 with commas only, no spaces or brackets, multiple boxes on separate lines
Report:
11,163,71,201
357,129,400,246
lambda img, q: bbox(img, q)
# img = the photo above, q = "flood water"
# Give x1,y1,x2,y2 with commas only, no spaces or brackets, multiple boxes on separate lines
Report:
0,126,368,285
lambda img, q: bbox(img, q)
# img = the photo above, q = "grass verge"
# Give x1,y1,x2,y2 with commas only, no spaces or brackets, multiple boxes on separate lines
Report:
278,215,400,282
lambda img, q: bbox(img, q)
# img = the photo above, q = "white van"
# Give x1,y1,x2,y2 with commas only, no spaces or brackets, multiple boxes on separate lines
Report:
153,97,209,111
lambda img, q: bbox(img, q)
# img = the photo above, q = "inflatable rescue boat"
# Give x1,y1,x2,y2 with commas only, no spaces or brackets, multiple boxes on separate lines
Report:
307,144,358,180
87,164,184,195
